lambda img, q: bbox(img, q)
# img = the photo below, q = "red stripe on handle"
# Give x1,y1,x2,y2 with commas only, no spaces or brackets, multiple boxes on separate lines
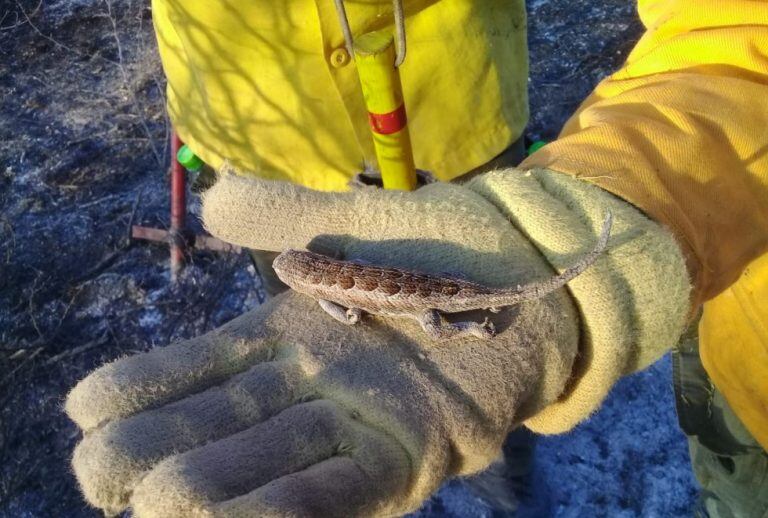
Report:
367,104,407,135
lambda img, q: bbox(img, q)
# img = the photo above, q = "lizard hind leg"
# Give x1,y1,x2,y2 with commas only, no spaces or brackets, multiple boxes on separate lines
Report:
318,299,361,325
416,309,496,341
345,307,362,324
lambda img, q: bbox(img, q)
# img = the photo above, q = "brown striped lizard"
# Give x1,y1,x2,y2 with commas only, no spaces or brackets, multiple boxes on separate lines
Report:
273,212,612,340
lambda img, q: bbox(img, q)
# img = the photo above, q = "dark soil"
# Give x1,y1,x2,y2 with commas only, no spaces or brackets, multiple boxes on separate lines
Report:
1,1,262,515
0,0,696,516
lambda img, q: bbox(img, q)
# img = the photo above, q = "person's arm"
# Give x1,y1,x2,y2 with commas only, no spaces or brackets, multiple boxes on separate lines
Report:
522,0,768,309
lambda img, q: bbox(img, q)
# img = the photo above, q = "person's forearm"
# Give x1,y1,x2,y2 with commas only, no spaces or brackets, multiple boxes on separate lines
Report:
468,168,691,432
522,0,768,308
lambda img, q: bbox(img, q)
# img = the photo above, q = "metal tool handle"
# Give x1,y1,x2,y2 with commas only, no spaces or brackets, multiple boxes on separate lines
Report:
333,0,406,67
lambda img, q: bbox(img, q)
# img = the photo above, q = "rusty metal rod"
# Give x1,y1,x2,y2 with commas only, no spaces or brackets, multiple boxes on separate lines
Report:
132,226,241,253
169,132,186,282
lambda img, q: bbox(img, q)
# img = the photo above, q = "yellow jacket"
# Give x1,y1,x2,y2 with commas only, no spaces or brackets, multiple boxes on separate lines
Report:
152,0,527,191
152,0,768,448
521,0,768,449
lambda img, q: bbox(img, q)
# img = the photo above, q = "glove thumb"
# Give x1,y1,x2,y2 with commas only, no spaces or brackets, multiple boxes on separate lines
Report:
201,167,364,252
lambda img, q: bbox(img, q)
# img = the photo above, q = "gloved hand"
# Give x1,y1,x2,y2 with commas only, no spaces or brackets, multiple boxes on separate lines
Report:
66,167,690,517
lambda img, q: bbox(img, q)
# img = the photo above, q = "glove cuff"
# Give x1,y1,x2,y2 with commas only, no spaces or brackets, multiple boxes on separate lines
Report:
467,167,691,433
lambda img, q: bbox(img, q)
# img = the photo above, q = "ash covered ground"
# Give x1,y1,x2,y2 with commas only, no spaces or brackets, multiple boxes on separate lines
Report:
0,0,697,516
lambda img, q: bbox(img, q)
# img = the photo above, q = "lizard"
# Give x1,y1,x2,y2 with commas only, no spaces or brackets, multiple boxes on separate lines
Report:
272,212,612,340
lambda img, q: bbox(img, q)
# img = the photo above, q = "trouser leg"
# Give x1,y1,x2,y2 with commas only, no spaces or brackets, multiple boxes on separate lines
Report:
673,326,768,518
458,428,536,515
248,250,288,297
501,427,536,498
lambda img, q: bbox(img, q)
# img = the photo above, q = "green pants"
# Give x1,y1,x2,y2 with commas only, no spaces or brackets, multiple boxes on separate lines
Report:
673,329,768,518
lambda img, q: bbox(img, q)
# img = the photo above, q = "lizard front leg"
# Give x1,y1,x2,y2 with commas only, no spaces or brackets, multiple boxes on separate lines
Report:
415,309,496,340
318,299,362,325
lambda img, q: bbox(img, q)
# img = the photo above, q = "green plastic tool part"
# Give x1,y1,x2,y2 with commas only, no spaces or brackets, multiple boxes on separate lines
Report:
177,145,204,171
527,140,547,156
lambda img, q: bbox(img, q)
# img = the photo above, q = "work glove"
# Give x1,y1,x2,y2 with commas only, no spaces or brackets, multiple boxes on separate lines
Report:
66,167,690,517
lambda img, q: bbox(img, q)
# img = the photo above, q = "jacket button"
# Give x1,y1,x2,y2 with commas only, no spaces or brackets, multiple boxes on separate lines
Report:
329,47,351,68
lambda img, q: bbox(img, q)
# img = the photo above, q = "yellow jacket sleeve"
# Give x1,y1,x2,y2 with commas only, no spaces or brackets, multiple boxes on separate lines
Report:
522,0,768,450
521,0,768,308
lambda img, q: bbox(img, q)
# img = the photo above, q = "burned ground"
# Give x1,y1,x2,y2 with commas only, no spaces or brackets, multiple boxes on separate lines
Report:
0,0,696,516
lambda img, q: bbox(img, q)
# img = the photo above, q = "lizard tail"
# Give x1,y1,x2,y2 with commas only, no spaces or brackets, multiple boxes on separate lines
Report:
493,211,613,305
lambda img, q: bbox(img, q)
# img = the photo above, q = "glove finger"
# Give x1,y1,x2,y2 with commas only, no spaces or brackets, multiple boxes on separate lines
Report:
213,457,401,517
66,296,285,432
72,360,307,515
130,399,411,517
